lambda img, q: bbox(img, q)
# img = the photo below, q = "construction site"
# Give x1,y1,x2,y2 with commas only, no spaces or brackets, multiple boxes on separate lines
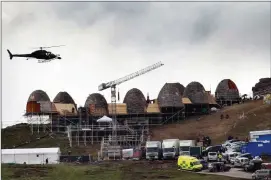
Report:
22,62,271,160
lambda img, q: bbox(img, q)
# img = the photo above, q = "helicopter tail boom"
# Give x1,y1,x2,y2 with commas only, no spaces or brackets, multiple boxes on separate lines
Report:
7,49,13,60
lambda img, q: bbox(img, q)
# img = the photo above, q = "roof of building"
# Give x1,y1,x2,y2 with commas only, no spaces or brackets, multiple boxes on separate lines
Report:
27,90,50,102
157,83,184,108
215,79,240,101
84,93,108,108
183,82,208,104
123,88,146,114
2,147,60,155
53,91,75,104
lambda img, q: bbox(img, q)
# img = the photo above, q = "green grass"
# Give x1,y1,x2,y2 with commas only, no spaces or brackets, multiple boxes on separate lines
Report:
2,162,246,180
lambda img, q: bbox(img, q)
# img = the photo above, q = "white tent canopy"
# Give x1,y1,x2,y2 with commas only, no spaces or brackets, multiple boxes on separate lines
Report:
1,147,61,165
97,115,112,123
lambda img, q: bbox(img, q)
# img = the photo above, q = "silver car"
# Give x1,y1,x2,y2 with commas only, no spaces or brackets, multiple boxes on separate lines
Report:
252,169,271,180
234,157,249,167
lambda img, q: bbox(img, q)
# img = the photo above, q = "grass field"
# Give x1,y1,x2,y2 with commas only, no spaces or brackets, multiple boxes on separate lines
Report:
2,161,247,180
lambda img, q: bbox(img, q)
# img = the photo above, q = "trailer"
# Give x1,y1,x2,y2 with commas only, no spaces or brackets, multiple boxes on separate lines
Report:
241,142,271,157
250,130,271,142
179,140,196,156
190,146,202,158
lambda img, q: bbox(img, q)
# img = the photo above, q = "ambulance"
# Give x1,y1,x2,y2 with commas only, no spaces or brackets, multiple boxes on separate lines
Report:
177,155,203,171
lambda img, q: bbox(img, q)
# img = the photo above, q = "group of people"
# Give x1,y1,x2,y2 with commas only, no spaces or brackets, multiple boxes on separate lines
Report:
196,134,212,148
220,114,230,120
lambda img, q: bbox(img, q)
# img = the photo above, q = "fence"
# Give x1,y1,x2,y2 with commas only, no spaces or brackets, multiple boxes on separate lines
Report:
59,155,92,163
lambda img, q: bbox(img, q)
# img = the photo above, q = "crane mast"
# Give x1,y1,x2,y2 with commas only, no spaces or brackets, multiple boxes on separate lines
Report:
98,61,164,147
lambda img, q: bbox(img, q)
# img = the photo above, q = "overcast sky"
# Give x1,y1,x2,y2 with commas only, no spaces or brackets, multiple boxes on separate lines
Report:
2,2,270,128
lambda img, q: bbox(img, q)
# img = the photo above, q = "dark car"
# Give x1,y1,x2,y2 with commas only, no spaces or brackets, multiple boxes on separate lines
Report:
244,160,262,172
202,145,225,156
208,162,231,172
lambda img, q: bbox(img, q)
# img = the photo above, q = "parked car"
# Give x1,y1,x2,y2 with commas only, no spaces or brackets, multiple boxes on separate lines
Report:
202,145,225,156
236,153,253,160
208,152,218,162
226,152,241,164
243,159,262,172
222,139,241,147
252,169,271,180
262,163,271,170
234,157,249,167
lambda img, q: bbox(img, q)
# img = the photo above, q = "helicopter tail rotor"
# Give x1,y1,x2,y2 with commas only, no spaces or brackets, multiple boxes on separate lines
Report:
7,49,13,60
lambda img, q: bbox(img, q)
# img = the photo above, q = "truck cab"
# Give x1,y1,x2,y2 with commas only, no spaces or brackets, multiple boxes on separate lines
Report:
145,141,162,160
162,139,180,160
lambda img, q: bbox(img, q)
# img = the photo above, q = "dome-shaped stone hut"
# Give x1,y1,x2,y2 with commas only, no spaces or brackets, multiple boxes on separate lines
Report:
53,91,77,116
157,83,184,112
26,90,52,114
173,83,185,96
53,91,75,104
183,81,208,104
84,93,108,116
215,79,240,102
27,90,50,102
123,88,146,114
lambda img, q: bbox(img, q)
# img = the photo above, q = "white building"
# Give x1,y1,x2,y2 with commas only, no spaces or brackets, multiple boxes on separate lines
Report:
1,147,61,165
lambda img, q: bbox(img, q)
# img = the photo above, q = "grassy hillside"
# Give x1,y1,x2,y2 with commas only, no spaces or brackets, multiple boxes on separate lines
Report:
2,100,270,155
151,100,271,143
1,123,100,156
2,162,246,180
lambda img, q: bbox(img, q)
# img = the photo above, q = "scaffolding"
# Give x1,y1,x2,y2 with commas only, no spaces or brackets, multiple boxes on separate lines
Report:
25,111,54,136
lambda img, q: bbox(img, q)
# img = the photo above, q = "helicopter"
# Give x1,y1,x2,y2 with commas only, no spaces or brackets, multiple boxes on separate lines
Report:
7,45,64,63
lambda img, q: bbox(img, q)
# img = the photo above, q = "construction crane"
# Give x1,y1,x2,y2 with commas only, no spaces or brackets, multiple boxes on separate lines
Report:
98,61,164,146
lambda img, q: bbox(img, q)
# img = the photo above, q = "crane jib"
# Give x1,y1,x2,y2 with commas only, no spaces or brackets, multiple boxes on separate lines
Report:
98,61,164,91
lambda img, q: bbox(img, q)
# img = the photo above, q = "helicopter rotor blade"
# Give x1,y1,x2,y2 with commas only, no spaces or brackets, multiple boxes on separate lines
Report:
31,45,65,49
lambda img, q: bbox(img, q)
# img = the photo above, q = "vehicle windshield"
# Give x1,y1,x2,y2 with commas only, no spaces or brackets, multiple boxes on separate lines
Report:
147,147,158,152
209,153,217,156
163,148,174,152
193,161,201,166
179,146,190,151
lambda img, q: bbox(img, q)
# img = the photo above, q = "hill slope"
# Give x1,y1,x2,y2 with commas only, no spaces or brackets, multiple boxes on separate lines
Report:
151,100,271,143
2,100,270,154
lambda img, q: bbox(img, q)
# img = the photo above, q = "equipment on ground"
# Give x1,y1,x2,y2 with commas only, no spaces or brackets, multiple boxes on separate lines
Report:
7,45,64,63
208,162,231,172
98,61,164,146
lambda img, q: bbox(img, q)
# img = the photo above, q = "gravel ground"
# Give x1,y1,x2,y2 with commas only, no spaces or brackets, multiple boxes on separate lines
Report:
199,168,252,179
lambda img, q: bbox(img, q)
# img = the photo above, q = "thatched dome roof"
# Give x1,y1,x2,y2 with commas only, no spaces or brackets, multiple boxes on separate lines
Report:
123,88,146,114
53,91,75,104
157,83,184,108
173,83,185,96
215,79,240,101
27,90,50,102
183,81,208,104
84,93,107,108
